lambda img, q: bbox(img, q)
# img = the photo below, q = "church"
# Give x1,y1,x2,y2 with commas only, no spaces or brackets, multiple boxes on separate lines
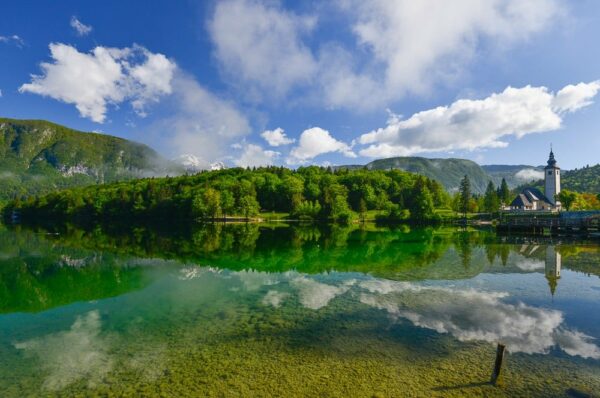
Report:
508,149,562,211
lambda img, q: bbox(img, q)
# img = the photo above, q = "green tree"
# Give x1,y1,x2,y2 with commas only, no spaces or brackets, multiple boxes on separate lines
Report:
358,198,367,222
557,189,578,211
458,175,471,218
498,178,510,205
193,188,221,219
483,181,500,213
408,177,434,222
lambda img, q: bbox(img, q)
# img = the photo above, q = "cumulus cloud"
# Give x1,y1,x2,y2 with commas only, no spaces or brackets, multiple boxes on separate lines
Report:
357,280,600,358
261,127,295,146
515,168,545,181
291,276,353,310
70,16,92,36
552,81,600,113
262,290,289,308
14,311,113,390
288,127,355,164
358,82,600,157
207,0,561,110
19,43,176,123
0,34,24,47
235,144,280,167
158,72,251,166
340,0,561,103
514,258,545,271
208,0,317,99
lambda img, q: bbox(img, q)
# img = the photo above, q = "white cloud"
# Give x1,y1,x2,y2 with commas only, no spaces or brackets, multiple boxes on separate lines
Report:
340,0,561,105
291,276,352,310
207,0,561,110
70,16,92,36
19,43,176,123
262,290,289,308
514,258,545,271
552,80,600,113
358,82,600,157
128,49,176,117
14,311,113,390
235,144,279,168
0,34,24,47
358,281,600,358
159,72,251,166
288,127,355,164
515,168,545,181
261,127,295,146
208,0,317,99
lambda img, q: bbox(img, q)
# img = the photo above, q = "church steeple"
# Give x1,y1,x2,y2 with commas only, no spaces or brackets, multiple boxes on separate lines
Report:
544,146,561,206
546,147,557,168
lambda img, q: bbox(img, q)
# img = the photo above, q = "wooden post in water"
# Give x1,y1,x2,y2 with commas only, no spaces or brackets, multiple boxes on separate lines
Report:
490,343,506,385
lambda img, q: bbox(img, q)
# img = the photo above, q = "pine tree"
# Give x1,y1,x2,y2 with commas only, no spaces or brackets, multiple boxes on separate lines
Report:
459,175,471,218
483,181,500,213
499,178,510,205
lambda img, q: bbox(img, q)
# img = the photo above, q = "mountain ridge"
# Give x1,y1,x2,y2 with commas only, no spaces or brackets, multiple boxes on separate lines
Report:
0,118,178,201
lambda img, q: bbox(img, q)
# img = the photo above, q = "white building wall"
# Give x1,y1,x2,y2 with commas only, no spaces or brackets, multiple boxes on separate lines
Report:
545,168,560,205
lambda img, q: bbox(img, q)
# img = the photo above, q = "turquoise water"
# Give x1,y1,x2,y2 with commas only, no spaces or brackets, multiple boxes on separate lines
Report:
0,224,599,397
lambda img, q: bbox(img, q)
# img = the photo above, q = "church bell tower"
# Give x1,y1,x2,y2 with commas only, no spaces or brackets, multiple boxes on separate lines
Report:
544,148,560,207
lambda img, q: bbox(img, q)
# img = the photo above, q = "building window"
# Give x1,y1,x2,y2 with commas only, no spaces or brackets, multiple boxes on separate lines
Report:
548,171,552,175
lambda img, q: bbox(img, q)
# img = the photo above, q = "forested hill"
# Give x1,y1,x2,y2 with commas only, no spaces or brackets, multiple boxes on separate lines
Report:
480,164,544,189
562,164,600,193
357,157,492,193
519,164,600,194
0,118,178,202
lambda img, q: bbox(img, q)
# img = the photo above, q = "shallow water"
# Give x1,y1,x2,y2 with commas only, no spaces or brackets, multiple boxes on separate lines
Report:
0,224,599,397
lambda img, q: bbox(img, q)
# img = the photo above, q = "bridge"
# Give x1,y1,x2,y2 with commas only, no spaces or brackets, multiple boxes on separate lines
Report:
497,211,600,235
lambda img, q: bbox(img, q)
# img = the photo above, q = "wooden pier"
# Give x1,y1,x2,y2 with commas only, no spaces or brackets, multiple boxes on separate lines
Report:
497,211,600,235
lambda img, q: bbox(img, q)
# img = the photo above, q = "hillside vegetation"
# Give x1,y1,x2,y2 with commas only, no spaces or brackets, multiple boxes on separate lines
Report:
481,164,545,188
0,118,177,203
361,157,492,193
562,164,600,193
513,164,600,195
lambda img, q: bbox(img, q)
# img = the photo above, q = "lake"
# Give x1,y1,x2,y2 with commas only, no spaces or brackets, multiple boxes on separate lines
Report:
0,223,599,397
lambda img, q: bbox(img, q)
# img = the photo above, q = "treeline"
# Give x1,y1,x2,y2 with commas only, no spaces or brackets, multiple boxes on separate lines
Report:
4,166,451,224
556,190,600,211
449,177,511,216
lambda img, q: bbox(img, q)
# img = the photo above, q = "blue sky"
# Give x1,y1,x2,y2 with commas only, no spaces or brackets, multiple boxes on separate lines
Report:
1,0,599,169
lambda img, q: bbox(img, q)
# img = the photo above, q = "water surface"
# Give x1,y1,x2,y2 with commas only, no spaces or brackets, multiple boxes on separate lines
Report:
0,224,599,397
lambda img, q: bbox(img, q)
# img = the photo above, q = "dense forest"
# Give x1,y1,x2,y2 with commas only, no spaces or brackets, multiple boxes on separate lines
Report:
4,166,452,224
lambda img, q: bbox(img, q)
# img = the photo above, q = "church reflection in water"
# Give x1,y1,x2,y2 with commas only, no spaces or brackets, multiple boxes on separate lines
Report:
545,245,561,296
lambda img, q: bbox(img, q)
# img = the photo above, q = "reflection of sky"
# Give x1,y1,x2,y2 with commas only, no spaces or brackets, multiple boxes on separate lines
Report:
229,269,600,359
6,264,600,391
14,311,112,391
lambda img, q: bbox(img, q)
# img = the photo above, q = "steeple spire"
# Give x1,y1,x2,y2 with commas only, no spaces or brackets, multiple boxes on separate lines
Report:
547,146,556,168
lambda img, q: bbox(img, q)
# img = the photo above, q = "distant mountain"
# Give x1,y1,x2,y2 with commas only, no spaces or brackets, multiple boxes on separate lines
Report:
173,154,226,173
0,118,179,202
174,154,205,172
359,157,492,193
335,157,583,194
